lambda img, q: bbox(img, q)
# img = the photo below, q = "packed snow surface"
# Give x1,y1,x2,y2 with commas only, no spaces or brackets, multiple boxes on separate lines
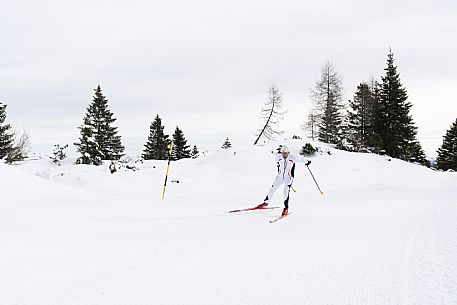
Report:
1,140,456,305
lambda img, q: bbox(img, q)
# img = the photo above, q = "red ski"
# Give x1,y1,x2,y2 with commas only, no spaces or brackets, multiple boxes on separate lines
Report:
227,206,280,213
270,212,293,223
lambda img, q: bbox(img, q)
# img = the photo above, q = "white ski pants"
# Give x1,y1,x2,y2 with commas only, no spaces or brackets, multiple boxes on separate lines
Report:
265,175,293,208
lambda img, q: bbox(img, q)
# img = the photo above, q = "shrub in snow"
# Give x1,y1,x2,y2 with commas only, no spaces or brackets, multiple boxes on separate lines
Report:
191,145,199,159
300,143,318,156
50,144,68,166
221,137,232,149
120,155,144,164
109,161,117,173
336,139,354,152
275,145,282,154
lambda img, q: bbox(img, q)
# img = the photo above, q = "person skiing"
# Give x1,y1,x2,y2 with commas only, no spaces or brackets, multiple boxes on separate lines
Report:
256,145,311,216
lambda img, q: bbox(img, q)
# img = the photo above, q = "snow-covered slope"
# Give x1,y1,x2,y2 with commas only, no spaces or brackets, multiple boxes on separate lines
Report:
1,140,456,305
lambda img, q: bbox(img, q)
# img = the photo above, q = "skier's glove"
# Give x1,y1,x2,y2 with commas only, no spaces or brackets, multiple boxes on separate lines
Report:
305,160,311,166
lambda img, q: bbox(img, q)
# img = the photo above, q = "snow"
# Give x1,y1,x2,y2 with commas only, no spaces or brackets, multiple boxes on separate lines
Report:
1,139,456,305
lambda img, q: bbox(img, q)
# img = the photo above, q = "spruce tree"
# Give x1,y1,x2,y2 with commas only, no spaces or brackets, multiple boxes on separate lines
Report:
310,62,345,144
171,126,191,160
75,114,102,165
374,50,426,163
142,115,170,160
92,86,124,160
347,83,376,150
222,137,232,149
436,118,457,171
75,85,124,165
0,101,14,160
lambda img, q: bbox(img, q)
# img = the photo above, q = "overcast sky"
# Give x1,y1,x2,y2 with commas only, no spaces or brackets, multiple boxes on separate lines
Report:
1,0,456,156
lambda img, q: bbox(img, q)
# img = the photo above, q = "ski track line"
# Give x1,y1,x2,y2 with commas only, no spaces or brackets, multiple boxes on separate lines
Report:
8,237,206,305
405,200,457,305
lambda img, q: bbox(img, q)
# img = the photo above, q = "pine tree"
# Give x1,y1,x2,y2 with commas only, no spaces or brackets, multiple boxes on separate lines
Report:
0,101,14,160
75,85,124,165
374,50,426,163
436,118,457,171
142,115,170,160
222,137,232,149
191,145,199,159
347,83,376,150
310,62,345,144
171,126,191,160
254,85,286,145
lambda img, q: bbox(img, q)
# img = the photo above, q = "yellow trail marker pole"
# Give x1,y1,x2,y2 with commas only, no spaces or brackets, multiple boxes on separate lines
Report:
162,141,174,200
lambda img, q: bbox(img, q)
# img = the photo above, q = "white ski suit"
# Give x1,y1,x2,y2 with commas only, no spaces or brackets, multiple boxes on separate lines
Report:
264,154,310,208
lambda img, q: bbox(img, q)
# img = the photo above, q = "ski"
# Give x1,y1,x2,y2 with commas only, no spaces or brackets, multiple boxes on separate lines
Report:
269,212,293,223
227,206,280,213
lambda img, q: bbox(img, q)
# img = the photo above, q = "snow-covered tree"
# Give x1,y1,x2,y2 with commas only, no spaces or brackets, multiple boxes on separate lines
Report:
75,116,102,165
222,137,232,149
254,85,286,145
75,85,124,165
436,118,457,171
143,115,170,160
0,101,14,160
171,126,191,160
310,62,345,144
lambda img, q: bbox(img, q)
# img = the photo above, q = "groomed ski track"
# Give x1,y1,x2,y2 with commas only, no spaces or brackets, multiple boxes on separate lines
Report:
1,141,456,305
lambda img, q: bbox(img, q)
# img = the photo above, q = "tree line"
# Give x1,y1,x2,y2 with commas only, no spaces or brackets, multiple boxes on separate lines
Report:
1,49,456,170
0,85,199,165
74,86,198,165
254,49,457,170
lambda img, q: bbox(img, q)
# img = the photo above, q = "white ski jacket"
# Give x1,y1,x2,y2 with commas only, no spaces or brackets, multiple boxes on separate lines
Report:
274,154,310,180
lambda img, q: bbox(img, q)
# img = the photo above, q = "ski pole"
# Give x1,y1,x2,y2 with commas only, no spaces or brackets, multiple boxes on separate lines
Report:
306,165,324,195
162,141,174,200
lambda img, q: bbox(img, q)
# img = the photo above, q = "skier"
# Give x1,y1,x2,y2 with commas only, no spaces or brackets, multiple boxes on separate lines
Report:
257,145,311,216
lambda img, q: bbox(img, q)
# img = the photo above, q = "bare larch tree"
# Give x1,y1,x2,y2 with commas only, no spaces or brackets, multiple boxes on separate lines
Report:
254,85,286,145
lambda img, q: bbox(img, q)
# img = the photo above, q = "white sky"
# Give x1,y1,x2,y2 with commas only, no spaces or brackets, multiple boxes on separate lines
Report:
1,0,456,157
